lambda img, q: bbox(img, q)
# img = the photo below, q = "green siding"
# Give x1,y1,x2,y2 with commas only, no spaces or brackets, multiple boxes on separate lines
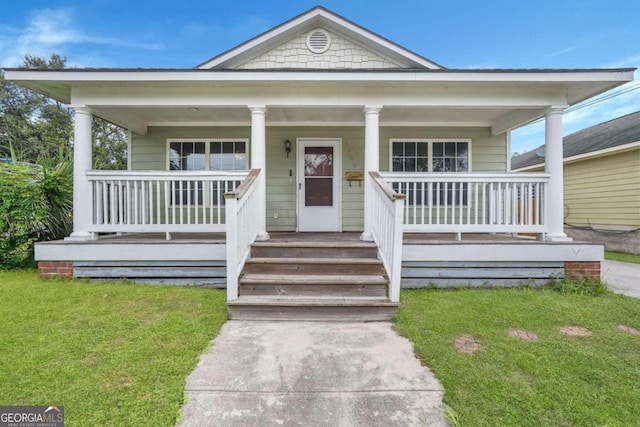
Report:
265,127,365,232
131,125,507,232
131,127,251,170
379,127,507,172
563,150,640,228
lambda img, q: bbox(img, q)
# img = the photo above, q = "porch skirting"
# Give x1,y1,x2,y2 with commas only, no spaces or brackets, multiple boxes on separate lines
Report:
35,234,603,285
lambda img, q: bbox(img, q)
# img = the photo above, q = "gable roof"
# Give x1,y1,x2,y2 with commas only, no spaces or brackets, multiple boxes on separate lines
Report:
196,6,443,70
511,111,640,170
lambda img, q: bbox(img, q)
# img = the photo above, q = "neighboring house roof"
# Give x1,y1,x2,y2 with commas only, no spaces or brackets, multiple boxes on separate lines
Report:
196,6,444,70
512,111,640,170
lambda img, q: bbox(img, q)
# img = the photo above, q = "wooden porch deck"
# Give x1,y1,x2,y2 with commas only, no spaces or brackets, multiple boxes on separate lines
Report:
86,231,543,245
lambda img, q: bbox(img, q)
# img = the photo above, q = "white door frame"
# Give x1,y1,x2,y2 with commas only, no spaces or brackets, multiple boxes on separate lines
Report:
296,138,342,232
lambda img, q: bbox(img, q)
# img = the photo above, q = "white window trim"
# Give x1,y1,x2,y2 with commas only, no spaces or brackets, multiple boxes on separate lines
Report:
166,138,250,171
166,138,250,207
388,138,473,172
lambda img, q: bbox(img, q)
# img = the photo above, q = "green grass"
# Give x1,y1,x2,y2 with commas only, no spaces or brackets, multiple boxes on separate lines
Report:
0,270,227,426
606,250,640,264
396,286,640,427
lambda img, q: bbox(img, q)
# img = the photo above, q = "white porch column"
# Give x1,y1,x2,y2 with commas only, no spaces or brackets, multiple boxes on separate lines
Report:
544,106,572,241
66,106,94,241
361,106,382,241
249,105,269,241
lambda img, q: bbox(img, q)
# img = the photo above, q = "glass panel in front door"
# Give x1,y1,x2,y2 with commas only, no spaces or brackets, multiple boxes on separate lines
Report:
304,146,333,207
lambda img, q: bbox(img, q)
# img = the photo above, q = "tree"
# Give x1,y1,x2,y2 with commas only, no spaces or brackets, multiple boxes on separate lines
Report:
92,117,128,170
1,54,127,169
0,54,72,163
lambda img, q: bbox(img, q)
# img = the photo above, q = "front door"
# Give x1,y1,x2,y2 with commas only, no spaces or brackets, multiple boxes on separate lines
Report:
297,138,341,232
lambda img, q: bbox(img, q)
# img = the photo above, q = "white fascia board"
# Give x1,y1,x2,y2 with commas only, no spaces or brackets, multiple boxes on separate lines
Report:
5,69,634,84
563,141,640,164
147,120,493,127
512,141,640,171
512,163,544,172
197,10,317,69
69,85,568,109
403,242,603,262
35,242,226,261
313,12,440,69
196,7,440,70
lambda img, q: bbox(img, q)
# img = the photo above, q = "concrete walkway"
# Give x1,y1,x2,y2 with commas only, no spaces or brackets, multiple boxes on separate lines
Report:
178,321,447,427
601,260,640,298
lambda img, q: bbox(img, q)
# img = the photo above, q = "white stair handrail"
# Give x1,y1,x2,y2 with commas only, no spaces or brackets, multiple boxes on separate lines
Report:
369,171,406,303
224,169,261,301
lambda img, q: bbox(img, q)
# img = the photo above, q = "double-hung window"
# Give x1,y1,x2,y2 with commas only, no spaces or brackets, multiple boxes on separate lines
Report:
390,139,471,205
168,139,248,205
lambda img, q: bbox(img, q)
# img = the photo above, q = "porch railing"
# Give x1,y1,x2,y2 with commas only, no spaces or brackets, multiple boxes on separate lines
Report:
380,172,550,234
224,169,262,301
369,172,405,303
86,170,249,234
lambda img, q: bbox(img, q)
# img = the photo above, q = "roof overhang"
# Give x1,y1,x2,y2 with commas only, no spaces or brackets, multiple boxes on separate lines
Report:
4,68,635,136
6,68,634,103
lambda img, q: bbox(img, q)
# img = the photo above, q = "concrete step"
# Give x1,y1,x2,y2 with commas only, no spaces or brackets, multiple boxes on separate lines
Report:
250,241,378,259
227,296,399,321
243,257,384,275
239,274,388,297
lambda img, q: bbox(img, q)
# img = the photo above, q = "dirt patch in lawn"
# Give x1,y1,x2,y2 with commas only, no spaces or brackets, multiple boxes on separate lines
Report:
455,335,481,354
560,326,592,337
507,329,539,341
617,324,640,336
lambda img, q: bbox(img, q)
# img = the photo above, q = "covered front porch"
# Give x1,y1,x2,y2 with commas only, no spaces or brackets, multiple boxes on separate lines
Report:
13,72,622,315
37,102,604,311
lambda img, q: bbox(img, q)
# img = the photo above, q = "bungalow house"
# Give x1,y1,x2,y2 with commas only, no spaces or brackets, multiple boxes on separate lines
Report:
512,112,640,254
5,7,634,320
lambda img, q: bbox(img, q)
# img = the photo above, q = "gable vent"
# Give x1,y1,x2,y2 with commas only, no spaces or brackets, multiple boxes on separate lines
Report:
306,29,331,54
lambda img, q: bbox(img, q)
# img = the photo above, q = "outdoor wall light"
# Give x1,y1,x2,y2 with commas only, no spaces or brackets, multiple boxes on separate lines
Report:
284,139,292,157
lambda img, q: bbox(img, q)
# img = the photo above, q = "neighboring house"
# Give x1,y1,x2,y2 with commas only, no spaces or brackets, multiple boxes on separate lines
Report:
512,112,640,254
5,7,634,319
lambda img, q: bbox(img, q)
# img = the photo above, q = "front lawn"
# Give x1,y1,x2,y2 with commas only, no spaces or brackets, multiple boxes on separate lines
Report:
396,287,640,427
606,250,640,264
0,270,227,426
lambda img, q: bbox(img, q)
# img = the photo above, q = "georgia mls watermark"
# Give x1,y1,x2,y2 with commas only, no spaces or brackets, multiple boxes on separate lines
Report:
0,406,64,427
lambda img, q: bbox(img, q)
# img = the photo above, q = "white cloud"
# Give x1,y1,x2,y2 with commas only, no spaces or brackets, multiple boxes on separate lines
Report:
544,46,578,58
0,8,162,67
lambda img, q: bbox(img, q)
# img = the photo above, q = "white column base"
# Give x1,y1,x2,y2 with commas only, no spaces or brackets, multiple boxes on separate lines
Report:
64,232,96,241
360,231,374,242
255,231,270,241
545,233,573,242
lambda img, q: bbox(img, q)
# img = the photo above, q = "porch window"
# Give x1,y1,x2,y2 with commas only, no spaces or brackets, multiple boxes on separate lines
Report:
168,139,248,205
390,139,470,205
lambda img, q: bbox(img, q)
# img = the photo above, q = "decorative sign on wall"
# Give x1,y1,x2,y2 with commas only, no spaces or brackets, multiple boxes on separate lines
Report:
346,171,364,186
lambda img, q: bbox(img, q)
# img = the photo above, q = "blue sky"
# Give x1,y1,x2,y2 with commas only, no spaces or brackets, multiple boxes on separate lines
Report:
1,0,637,154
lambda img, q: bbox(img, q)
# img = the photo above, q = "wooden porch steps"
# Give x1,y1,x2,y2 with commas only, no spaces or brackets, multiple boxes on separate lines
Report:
239,274,388,297
249,241,378,258
227,240,399,321
243,257,384,275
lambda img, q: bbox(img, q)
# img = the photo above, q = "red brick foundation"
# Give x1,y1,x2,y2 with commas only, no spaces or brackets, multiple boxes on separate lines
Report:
564,261,601,281
38,261,74,278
